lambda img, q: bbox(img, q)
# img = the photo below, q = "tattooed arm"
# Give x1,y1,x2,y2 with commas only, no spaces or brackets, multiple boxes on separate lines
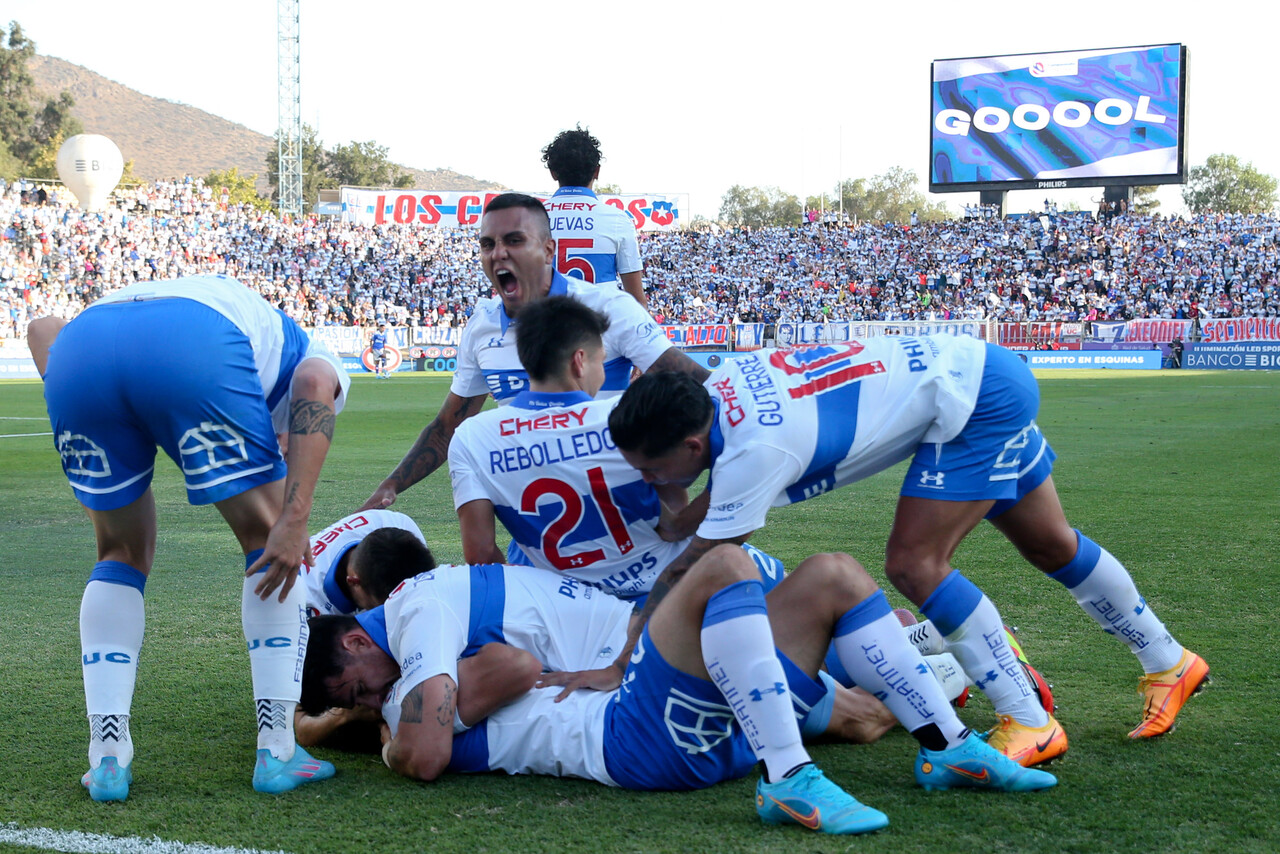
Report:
382,675,458,781
249,357,342,600
360,391,489,511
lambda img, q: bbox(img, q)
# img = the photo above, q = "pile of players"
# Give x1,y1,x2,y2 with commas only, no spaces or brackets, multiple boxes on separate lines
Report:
30,129,1208,837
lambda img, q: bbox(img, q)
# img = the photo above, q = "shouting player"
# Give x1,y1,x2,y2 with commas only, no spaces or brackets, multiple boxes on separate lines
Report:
360,193,705,513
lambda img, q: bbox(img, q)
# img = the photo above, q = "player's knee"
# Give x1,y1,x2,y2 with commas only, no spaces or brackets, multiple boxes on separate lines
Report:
792,552,877,604
691,543,758,589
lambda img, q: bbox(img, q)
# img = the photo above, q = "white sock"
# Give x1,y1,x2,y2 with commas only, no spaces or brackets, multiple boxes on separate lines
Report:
921,571,1049,727
242,560,306,761
700,580,810,782
1049,531,1183,674
832,590,969,748
81,563,146,770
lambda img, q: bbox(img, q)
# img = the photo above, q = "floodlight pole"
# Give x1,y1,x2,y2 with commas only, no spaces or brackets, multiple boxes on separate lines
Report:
277,0,303,219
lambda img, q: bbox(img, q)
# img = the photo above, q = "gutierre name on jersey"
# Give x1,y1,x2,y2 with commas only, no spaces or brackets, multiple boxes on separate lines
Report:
490,407,616,473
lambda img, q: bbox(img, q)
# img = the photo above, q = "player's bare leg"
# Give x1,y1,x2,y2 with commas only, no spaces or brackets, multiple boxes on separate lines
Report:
885,495,1062,763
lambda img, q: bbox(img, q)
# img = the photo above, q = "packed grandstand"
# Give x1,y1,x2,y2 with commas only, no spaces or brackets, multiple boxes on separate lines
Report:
2,176,1276,345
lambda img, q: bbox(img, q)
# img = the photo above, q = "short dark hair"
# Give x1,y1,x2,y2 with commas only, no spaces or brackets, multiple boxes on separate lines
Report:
541,126,602,188
300,614,360,714
516,295,611,382
484,192,551,239
357,528,436,605
608,371,714,457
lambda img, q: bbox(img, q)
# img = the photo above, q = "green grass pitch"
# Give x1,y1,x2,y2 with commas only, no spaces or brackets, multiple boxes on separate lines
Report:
1,369,1277,853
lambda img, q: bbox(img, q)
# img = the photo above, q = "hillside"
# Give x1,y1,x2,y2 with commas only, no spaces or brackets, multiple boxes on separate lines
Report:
27,54,504,194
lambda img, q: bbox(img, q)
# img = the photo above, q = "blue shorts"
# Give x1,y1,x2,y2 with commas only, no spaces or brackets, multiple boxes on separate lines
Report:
901,343,1056,518
602,626,757,791
43,299,287,511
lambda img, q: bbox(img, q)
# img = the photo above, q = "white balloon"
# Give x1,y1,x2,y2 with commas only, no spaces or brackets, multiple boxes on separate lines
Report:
56,134,124,212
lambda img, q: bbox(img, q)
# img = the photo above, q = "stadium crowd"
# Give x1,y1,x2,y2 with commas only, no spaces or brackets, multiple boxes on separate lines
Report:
2,176,1277,340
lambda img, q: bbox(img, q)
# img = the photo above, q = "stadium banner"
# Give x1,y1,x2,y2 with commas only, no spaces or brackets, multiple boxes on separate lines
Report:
1126,319,1191,343
1082,341,1162,351
340,188,690,232
734,323,767,350
1184,342,1280,370
1086,320,1127,343
1021,350,1162,369
412,327,463,346
0,357,39,378
777,320,990,347
930,44,1187,192
662,324,731,348
1198,318,1280,343
999,321,1083,348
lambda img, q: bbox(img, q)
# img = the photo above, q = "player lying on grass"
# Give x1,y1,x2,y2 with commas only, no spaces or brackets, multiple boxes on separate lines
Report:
360,193,708,514
28,275,350,801
302,547,1056,837
448,295,1053,734
602,335,1209,767
294,511,433,747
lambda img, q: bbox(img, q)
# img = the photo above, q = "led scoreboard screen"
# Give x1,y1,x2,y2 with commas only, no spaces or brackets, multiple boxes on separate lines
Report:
930,44,1187,192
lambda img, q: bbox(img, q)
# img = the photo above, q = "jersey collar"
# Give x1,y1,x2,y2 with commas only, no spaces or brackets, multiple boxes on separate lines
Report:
498,270,573,335
355,607,391,657
321,545,359,615
511,390,594,409
553,186,598,198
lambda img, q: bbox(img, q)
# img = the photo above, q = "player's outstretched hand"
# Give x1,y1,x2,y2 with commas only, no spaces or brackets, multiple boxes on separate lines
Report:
248,516,312,601
359,483,397,512
536,664,624,702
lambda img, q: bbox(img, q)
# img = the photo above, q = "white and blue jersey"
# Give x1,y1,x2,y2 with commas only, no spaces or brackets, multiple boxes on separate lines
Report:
450,272,670,404
697,336,1055,541
371,331,387,352
42,275,349,511
449,390,784,598
366,564,756,790
545,187,642,287
300,510,426,616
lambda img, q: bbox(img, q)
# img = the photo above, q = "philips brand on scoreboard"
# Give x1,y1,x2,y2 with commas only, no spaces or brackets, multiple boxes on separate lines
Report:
930,44,1187,192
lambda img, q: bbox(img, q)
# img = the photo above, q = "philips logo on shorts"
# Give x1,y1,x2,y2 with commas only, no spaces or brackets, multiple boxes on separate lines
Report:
57,431,111,477
178,422,249,475
918,471,946,489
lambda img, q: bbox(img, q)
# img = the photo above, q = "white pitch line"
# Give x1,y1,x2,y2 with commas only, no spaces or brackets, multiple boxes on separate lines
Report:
0,416,47,420
0,823,294,854
0,432,52,438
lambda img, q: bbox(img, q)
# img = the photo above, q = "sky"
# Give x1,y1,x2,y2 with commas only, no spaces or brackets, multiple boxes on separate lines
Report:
8,0,1277,220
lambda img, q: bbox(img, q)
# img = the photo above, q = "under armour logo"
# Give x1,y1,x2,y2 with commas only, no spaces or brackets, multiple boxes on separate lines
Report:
487,337,504,349
748,682,787,701
974,669,1000,689
919,471,946,488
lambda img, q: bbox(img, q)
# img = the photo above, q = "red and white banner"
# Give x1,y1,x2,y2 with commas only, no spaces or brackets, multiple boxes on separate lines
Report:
662,324,731,348
1125,319,1192,343
1198,317,1280,343
339,188,690,232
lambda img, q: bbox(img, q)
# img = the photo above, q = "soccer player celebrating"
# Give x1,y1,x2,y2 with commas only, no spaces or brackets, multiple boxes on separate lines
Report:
303,547,1055,836
29,274,350,801
603,335,1208,765
360,193,706,513
541,125,647,308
